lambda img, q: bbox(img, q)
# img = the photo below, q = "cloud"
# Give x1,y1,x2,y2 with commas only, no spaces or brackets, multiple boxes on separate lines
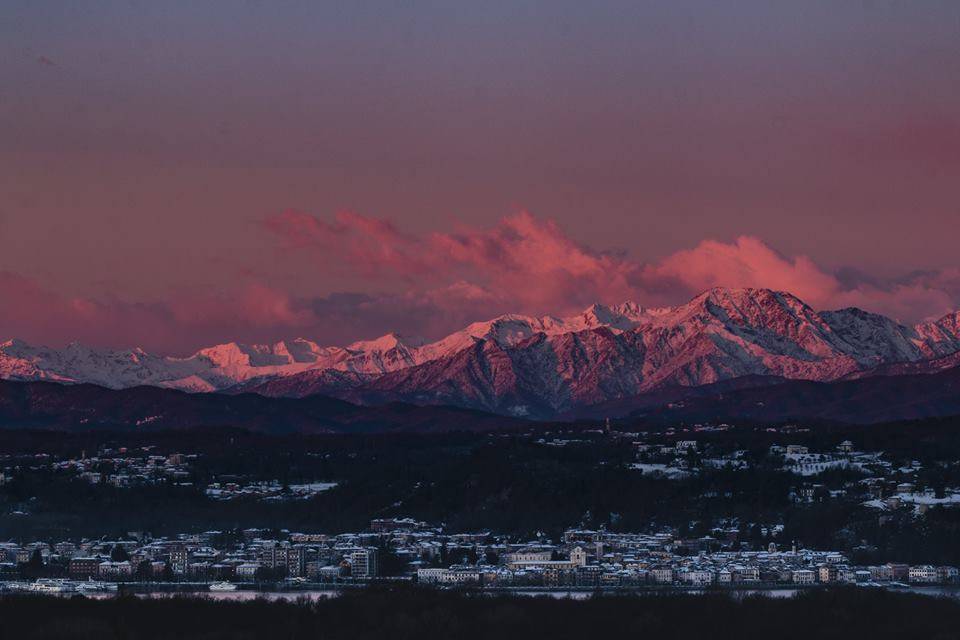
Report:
0,272,500,354
264,210,428,277
648,236,959,323
648,236,841,307
267,209,645,314
265,209,960,325
0,273,322,354
3,211,959,353
0,271,174,350
828,275,960,325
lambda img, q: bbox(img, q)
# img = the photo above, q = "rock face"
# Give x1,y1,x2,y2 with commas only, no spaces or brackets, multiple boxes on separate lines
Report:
4,287,960,417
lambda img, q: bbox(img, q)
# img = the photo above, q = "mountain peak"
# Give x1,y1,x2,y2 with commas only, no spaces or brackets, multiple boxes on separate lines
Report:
196,342,251,367
681,287,811,317
701,285,789,302
4,288,960,410
610,301,645,317
581,302,613,322
347,332,425,352
578,302,647,331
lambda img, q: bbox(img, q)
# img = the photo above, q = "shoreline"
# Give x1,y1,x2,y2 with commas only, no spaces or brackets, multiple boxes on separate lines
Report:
5,580,960,601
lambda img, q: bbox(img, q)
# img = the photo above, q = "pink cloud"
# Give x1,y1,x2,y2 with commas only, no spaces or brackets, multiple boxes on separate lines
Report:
265,209,960,325
265,210,430,277
649,236,842,307
648,236,958,322
166,283,312,330
0,271,173,349
3,211,960,353
0,270,503,354
266,209,644,315
0,273,323,354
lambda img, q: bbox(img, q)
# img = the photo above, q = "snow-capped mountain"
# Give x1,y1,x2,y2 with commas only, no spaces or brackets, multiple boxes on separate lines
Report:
0,302,655,392
3,287,960,417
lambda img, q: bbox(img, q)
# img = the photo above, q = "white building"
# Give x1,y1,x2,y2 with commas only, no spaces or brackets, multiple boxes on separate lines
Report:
734,566,759,582
569,547,588,568
438,567,481,585
818,565,837,583
349,549,378,579
681,569,714,586
505,550,553,565
651,568,674,584
909,565,939,583
792,569,816,585
98,561,134,577
675,441,698,454
417,567,448,584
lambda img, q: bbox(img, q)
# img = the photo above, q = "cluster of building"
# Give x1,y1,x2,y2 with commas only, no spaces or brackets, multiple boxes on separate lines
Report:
414,527,959,588
629,438,750,479
2,448,195,488
1,447,338,504
628,437,960,516
0,531,381,583
773,442,886,476
204,481,338,502
3,433,959,592
629,439,894,481
1,519,957,590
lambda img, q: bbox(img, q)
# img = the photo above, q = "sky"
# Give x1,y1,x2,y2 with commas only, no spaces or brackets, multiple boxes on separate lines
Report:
1,1,959,354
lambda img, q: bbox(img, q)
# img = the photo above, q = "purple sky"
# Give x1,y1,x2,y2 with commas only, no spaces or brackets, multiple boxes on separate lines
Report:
2,1,960,353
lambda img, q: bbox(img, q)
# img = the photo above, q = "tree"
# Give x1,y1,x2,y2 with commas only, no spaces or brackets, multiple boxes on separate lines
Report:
19,549,46,580
465,546,479,565
136,560,153,582
111,545,130,562
378,547,410,577
255,566,286,582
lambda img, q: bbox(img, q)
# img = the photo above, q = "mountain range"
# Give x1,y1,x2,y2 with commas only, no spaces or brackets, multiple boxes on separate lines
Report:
4,287,960,420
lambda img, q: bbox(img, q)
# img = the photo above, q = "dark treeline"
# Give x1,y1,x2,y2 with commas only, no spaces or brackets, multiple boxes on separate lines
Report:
2,587,960,640
6,416,960,463
6,415,960,469
0,428,796,541
3,421,960,563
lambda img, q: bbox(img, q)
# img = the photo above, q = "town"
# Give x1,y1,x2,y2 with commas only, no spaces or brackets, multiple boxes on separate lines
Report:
1,514,958,594
3,426,960,596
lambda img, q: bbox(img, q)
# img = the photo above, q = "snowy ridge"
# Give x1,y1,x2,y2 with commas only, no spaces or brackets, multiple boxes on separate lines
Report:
0,302,655,391
3,288,960,416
